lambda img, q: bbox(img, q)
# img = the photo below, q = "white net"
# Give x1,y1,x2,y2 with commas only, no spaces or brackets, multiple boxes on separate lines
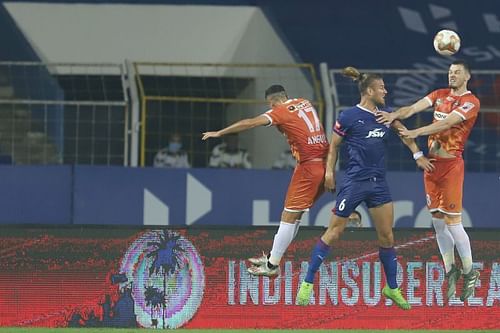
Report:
0,62,128,165
134,63,323,168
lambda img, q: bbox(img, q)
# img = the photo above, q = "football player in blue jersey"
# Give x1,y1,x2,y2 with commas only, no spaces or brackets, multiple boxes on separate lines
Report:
297,66,434,310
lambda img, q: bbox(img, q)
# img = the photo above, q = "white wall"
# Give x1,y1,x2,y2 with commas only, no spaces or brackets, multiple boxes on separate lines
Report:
4,3,297,64
4,2,315,168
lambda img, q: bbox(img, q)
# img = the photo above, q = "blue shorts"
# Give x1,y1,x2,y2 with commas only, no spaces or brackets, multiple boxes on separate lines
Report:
333,177,392,218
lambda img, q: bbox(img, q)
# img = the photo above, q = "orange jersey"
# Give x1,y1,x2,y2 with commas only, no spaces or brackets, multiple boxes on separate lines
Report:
425,89,480,156
263,98,329,163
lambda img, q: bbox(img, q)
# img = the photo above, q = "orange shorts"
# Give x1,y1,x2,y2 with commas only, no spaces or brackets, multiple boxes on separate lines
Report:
424,157,464,215
284,160,325,211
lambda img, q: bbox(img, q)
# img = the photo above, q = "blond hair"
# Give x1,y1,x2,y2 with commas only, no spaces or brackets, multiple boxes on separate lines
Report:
342,66,382,94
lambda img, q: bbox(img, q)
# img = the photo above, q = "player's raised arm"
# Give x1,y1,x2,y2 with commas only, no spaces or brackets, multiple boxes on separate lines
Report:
391,120,435,172
377,98,432,125
202,115,270,140
396,97,434,119
324,132,343,192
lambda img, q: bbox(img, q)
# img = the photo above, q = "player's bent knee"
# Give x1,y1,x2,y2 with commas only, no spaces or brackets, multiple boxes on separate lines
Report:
378,237,394,248
377,231,394,247
322,229,342,245
323,218,347,245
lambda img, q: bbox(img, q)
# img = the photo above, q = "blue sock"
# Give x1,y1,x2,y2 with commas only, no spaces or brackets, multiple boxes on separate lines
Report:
305,239,331,283
379,246,398,289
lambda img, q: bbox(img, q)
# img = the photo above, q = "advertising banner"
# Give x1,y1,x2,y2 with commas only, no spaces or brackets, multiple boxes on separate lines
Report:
1,226,499,329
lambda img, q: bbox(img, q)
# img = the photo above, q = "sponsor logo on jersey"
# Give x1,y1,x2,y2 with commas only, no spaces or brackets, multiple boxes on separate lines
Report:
307,134,327,144
434,111,448,120
288,105,296,111
459,102,475,113
296,100,312,109
365,128,386,138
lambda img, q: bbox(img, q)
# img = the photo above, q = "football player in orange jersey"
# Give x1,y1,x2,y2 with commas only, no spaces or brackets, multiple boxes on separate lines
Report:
377,60,480,302
202,85,329,277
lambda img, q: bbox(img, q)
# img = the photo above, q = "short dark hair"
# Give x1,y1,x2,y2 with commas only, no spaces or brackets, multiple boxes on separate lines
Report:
451,59,471,74
265,85,286,98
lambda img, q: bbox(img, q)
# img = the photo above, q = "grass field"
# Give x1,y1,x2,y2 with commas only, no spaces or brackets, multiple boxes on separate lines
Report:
0,328,500,333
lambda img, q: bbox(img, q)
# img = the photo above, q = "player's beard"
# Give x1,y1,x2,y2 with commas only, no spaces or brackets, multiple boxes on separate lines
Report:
375,97,385,108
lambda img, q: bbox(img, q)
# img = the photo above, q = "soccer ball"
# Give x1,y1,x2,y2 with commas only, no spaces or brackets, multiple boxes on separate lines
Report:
433,30,461,56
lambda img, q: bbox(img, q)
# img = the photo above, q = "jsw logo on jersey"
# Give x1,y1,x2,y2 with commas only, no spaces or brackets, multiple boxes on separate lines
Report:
365,128,386,138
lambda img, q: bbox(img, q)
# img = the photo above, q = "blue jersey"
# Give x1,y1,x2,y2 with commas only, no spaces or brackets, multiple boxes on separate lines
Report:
333,104,392,181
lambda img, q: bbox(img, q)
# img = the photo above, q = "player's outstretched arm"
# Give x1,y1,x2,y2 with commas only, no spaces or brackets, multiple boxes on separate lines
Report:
396,98,433,119
377,98,432,125
391,120,435,172
202,115,270,140
325,133,343,192
400,112,463,138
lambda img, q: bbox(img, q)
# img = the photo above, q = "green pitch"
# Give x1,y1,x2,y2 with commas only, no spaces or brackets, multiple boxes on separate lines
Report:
1,329,500,333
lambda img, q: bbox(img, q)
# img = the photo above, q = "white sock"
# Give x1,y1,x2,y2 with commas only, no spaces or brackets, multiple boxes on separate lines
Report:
442,252,456,274
269,221,296,266
432,218,455,272
293,220,301,239
447,223,473,274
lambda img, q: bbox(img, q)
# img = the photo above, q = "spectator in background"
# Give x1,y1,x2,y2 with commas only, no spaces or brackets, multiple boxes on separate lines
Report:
346,210,362,228
208,134,252,169
272,149,296,169
332,207,363,228
153,133,190,168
